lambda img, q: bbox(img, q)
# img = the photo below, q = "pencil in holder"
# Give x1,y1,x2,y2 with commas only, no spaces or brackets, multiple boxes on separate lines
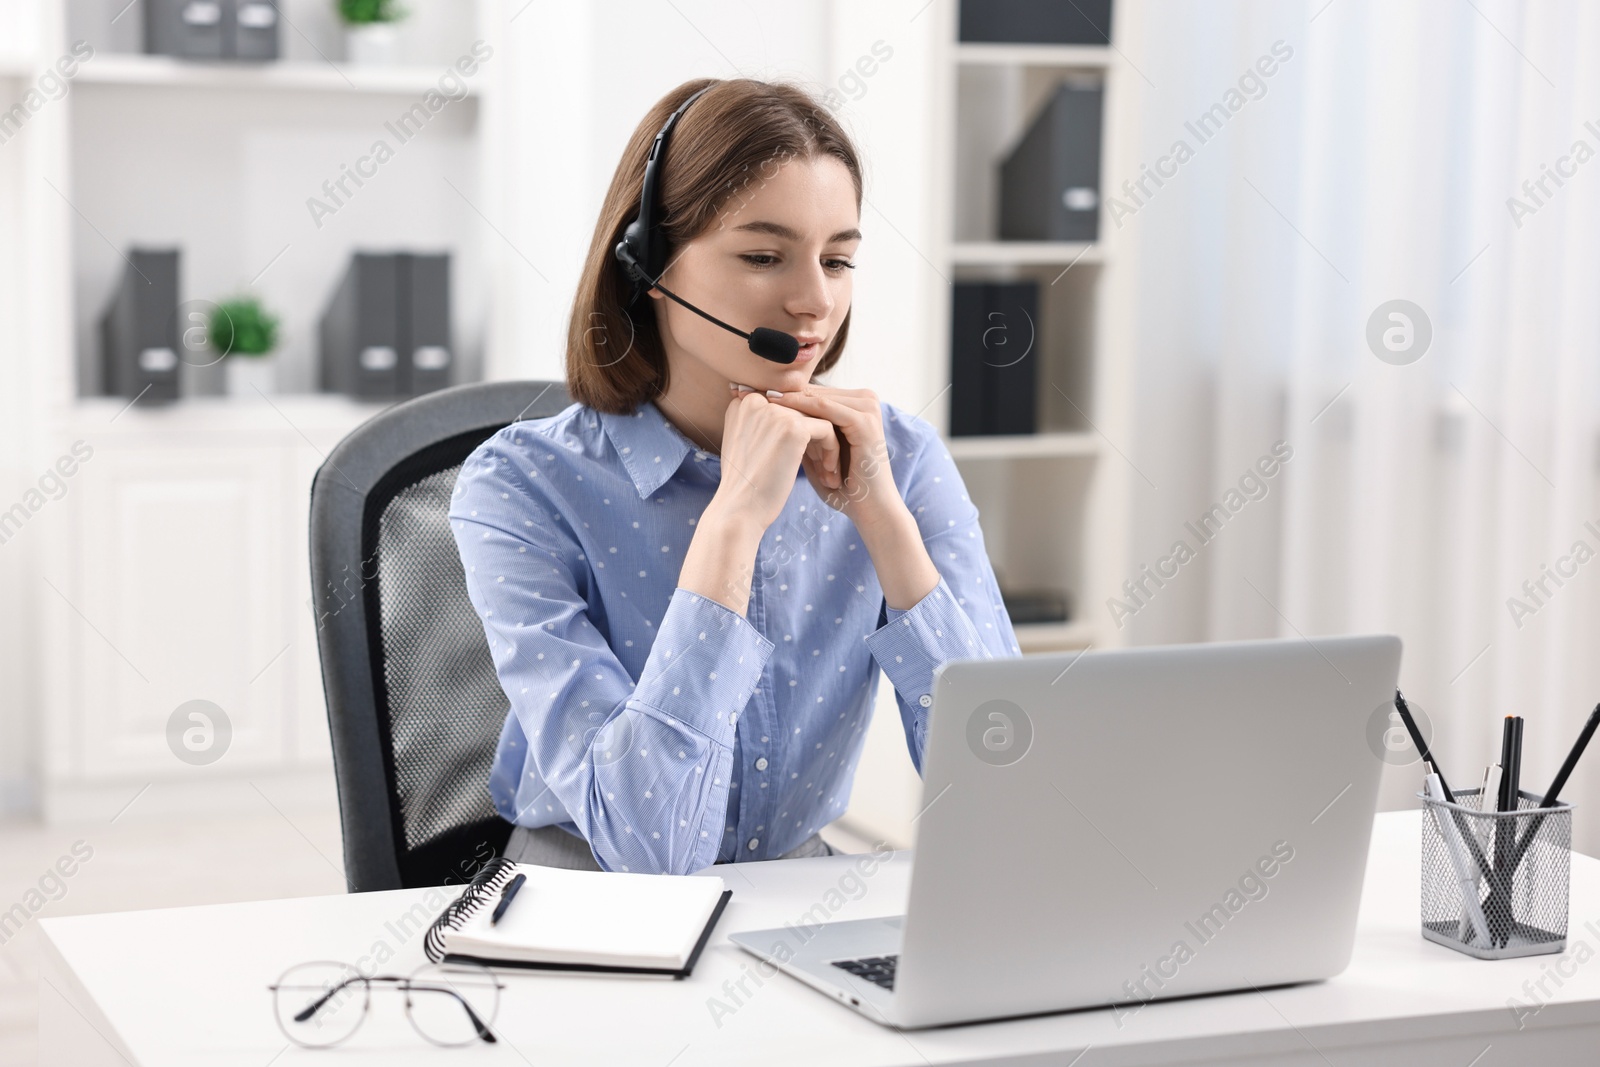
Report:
1418,787,1571,960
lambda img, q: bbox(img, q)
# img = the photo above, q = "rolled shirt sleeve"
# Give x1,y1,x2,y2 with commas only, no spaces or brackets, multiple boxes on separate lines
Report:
451,441,773,875
863,407,1022,774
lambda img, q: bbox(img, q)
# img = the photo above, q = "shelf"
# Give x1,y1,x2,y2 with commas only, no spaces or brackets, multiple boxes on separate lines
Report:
74,54,482,96
951,241,1103,267
955,43,1112,69
62,393,398,437
947,432,1098,461
1013,620,1096,653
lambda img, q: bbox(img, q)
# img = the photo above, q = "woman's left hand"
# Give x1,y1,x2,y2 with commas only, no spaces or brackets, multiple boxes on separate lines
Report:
763,383,942,611
764,384,908,532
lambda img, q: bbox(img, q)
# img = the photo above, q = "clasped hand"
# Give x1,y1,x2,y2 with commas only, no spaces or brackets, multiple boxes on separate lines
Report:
717,382,904,533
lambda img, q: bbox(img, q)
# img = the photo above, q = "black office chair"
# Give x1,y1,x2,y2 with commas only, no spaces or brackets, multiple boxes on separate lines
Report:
309,379,572,892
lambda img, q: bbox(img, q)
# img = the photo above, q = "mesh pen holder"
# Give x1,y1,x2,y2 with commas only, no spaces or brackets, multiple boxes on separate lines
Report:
1419,787,1572,960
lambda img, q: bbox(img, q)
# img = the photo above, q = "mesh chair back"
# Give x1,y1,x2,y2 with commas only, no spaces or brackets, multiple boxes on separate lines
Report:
309,381,572,892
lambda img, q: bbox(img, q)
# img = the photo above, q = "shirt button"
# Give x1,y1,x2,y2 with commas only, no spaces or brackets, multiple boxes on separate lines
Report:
918,694,932,707
755,757,768,771
747,837,760,851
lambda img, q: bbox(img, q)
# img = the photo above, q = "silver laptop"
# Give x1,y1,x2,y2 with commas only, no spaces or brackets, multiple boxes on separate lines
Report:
729,634,1402,1029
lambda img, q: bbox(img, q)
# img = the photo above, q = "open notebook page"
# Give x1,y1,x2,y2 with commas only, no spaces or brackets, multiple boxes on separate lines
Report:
444,863,727,969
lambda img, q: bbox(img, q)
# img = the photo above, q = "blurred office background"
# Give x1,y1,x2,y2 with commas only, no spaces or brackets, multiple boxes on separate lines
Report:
1,0,1598,1058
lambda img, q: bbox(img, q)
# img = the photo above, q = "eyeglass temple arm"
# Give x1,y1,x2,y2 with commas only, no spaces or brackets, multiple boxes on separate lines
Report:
283,973,499,1043
406,981,500,1044
292,975,366,1022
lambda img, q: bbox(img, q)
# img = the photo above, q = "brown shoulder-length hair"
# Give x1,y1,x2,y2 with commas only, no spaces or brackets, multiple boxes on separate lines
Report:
566,78,863,414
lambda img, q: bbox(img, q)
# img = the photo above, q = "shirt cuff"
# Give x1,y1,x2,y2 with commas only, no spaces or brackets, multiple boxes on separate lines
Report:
630,587,775,746
864,573,987,713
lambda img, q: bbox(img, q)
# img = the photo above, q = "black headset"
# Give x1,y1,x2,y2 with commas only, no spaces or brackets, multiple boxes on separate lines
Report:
612,84,800,365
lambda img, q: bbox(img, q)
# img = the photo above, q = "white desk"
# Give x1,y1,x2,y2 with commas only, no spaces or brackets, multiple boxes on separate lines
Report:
37,811,1600,1066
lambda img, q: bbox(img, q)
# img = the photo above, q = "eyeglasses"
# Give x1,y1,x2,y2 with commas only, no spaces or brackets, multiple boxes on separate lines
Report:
267,960,505,1048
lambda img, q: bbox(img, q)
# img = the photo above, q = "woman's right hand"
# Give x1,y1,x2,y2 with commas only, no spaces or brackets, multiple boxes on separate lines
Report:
677,389,839,615
711,388,842,533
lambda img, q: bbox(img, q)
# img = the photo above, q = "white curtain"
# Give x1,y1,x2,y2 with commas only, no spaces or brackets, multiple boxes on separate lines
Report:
1121,0,1600,840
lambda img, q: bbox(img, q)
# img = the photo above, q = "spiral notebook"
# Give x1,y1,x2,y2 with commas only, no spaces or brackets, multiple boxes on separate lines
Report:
423,856,731,979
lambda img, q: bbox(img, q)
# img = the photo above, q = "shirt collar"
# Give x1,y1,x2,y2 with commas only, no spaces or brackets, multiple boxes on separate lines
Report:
597,400,708,499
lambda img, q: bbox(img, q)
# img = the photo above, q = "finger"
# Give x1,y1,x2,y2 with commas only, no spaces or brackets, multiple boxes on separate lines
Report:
795,384,878,406
762,402,835,464
800,443,850,498
799,416,842,483
802,435,836,473
769,392,872,443
724,391,765,443
771,389,871,415
805,440,841,486
811,427,848,489
781,399,860,485
724,389,761,429
801,450,846,499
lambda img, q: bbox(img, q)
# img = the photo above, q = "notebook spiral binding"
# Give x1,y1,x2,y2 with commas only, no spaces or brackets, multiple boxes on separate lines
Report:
423,856,519,964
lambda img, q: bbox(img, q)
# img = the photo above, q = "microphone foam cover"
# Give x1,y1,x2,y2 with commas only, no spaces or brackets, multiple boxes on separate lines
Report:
748,327,799,364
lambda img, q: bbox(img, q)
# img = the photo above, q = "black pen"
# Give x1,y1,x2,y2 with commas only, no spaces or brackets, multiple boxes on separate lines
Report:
1396,690,1456,802
1535,703,1600,810
1496,716,1516,814
1489,715,1522,947
1506,716,1523,811
1511,703,1600,864
491,873,526,926
1397,690,1493,882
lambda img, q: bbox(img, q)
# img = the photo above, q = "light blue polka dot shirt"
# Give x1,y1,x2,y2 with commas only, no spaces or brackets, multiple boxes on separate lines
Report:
449,397,1021,875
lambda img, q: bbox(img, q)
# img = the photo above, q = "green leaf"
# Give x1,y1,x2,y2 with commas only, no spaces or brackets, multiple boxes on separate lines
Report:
338,0,404,24
209,296,280,357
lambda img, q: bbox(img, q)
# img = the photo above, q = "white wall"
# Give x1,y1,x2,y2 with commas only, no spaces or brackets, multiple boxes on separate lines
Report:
0,5,70,812
1111,0,1600,848
0,68,41,811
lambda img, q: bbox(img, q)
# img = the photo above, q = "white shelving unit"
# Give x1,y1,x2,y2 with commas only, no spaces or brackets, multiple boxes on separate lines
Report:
62,34,491,398
946,430,1098,460
938,5,1138,659
8,0,502,819
839,0,1141,850
953,41,1118,67
950,240,1103,266
74,53,484,95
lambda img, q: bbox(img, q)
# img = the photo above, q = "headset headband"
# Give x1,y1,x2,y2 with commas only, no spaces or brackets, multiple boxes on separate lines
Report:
614,84,716,306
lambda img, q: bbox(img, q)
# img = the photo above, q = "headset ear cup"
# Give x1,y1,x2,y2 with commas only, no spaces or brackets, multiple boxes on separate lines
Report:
617,221,655,281
615,220,656,310
614,226,639,279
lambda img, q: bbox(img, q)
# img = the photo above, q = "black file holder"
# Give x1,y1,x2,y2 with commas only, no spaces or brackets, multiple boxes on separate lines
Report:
958,0,1115,46
950,281,1039,437
999,80,1104,244
99,247,182,403
319,251,454,400
145,0,281,61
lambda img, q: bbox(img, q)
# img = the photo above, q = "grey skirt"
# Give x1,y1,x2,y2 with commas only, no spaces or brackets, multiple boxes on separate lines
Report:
503,821,836,871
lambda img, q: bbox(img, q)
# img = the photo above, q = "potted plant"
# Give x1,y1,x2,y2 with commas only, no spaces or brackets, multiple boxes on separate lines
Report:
338,0,406,66
210,296,281,396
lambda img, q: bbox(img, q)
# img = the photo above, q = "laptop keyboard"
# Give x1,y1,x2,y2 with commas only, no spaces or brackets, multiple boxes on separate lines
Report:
831,954,898,990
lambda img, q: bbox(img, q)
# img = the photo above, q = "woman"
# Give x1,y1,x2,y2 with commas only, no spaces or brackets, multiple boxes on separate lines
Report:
450,77,1020,876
